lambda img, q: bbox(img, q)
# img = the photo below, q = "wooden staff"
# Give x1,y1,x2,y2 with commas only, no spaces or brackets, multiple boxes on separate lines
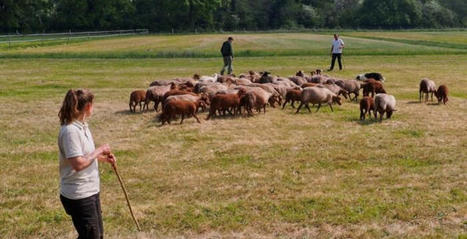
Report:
111,163,142,231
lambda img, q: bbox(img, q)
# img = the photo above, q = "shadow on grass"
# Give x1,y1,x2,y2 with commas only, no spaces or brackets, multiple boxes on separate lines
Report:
427,102,441,106
351,118,380,126
115,109,155,115
406,101,422,104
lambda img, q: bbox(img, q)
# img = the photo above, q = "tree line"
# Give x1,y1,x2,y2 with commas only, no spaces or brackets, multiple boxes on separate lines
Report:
1,0,466,33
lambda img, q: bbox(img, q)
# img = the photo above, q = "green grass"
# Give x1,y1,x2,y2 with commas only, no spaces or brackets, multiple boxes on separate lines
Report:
1,32,466,58
0,32,466,238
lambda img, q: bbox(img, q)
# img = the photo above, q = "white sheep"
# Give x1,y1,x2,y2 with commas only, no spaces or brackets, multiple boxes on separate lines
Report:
295,87,342,114
374,93,396,121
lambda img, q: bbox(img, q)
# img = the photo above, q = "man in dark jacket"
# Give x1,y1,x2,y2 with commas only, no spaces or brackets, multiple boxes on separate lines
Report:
220,37,234,75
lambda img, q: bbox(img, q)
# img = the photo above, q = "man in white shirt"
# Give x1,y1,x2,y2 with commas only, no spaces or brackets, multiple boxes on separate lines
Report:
328,34,344,71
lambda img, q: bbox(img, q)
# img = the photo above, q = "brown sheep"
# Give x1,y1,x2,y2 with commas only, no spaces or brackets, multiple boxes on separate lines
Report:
206,89,246,120
362,79,386,97
160,99,201,125
434,85,448,104
359,96,374,120
129,90,147,113
282,89,302,109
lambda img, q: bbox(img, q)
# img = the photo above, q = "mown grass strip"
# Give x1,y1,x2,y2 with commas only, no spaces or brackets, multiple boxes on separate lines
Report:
342,35,467,50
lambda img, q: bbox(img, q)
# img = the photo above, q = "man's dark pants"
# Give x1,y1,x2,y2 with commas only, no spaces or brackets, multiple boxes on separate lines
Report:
61,193,103,239
220,56,233,75
330,53,343,70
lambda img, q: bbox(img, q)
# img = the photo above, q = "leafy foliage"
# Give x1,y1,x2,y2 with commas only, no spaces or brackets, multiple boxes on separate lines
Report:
0,0,465,33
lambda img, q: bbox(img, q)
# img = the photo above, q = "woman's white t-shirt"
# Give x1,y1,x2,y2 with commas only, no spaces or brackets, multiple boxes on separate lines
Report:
58,121,99,200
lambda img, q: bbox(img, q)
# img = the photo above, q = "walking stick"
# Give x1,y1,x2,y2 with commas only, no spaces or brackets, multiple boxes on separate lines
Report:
111,162,142,231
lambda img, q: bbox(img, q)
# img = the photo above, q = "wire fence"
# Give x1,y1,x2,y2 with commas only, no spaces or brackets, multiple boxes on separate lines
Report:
0,29,149,47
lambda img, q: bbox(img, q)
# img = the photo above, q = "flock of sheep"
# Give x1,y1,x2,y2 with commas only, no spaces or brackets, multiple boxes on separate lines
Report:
128,70,449,125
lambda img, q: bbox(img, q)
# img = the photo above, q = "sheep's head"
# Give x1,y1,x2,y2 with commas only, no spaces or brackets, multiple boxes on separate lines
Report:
338,89,349,99
332,95,342,105
315,69,322,75
170,82,178,89
295,70,305,77
237,88,247,96
193,74,201,80
356,74,366,81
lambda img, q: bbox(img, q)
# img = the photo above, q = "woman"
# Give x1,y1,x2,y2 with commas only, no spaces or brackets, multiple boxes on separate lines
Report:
58,89,116,239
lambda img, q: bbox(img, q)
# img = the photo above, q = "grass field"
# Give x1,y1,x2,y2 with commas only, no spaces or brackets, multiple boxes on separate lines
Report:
0,32,466,238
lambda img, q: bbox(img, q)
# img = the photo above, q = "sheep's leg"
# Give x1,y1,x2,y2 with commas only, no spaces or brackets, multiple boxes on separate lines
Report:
419,91,422,102
295,103,304,114
263,105,266,114
154,100,159,112
305,103,311,112
316,104,321,112
282,100,288,109
291,100,295,108
139,102,143,112
180,114,185,124
379,111,383,122
129,102,133,112
328,103,334,112
431,92,434,102
193,113,201,123
387,110,393,119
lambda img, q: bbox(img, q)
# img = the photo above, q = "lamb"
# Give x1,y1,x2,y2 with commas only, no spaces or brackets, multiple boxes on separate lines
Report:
434,85,448,104
374,93,396,121
359,96,374,120
356,72,385,82
295,87,342,114
129,90,147,113
235,86,274,108
335,79,361,102
206,89,246,120
160,99,201,125
282,89,302,109
419,78,436,102
362,79,386,97
144,85,172,112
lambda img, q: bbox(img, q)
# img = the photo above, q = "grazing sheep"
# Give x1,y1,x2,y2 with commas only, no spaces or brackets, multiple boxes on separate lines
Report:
162,89,198,101
319,83,349,99
236,86,274,108
129,90,147,113
206,89,246,120
258,71,276,84
240,91,267,115
282,89,302,109
335,79,361,102
160,99,201,125
144,85,172,112
419,78,436,102
296,87,342,114
356,72,385,82
301,82,318,88
362,79,386,97
194,82,228,99
434,85,448,104
359,96,374,120
289,76,306,86
374,93,396,121
250,83,281,107
164,94,210,112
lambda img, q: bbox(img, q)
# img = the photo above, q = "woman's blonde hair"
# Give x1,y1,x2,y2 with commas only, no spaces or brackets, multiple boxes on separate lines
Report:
58,89,94,125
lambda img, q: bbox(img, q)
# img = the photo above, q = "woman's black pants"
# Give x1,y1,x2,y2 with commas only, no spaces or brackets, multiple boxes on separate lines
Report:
60,193,103,239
